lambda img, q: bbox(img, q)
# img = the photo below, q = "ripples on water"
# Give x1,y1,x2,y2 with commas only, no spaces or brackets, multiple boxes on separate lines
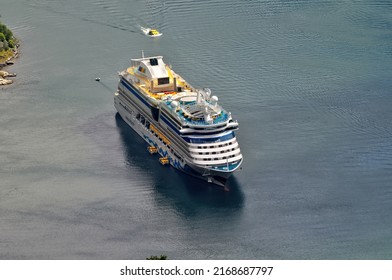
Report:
1,0,392,259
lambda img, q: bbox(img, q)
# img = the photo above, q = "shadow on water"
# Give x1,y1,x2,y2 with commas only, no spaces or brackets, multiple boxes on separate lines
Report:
115,113,245,212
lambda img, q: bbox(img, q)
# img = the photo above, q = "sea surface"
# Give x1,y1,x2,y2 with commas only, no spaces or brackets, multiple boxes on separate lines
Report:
1,0,392,259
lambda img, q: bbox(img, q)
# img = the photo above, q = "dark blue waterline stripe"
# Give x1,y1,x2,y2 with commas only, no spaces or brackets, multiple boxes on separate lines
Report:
120,78,151,109
183,131,235,144
119,79,235,144
160,109,182,127
160,114,181,135
161,112,235,143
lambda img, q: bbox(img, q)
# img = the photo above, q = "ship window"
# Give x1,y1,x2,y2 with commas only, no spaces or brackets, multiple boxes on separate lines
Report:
138,66,146,73
158,77,169,85
150,58,158,66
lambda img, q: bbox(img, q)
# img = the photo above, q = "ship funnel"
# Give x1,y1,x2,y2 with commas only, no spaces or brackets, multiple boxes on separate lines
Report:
204,88,212,100
197,90,202,104
171,101,179,110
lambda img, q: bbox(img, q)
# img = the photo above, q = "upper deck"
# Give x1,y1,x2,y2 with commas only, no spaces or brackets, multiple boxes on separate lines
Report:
124,56,192,98
120,55,235,128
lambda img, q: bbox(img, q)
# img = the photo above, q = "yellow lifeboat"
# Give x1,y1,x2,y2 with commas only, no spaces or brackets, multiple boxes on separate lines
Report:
159,157,169,166
147,146,158,154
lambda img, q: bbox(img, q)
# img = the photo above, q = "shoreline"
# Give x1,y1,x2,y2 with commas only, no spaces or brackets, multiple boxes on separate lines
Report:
0,44,19,86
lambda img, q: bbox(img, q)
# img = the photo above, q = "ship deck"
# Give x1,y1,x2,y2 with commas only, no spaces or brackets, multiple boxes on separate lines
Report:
165,100,229,126
126,66,190,100
124,66,230,126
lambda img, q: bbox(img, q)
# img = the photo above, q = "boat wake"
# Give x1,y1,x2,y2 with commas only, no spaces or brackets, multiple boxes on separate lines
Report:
138,24,162,37
27,0,140,34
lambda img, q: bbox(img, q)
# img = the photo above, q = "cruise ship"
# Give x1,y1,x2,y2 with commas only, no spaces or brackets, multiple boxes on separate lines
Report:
114,53,243,186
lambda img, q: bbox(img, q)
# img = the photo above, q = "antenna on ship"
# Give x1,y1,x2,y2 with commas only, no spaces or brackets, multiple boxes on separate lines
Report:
141,50,145,58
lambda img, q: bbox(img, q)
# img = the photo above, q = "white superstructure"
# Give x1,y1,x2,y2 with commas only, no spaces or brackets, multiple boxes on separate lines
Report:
114,54,243,186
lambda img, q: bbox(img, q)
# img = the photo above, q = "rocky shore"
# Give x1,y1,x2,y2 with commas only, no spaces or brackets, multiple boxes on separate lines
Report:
0,70,16,85
0,45,18,86
0,21,19,86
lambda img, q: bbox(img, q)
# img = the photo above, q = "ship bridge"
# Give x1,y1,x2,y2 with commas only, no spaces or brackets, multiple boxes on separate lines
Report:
131,56,176,93
132,56,167,79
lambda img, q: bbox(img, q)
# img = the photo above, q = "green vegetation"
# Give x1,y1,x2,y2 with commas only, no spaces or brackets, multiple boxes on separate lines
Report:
0,21,17,64
146,255,168,260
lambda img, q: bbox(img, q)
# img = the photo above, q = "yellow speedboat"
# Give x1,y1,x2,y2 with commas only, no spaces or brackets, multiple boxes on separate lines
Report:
140,26,162,37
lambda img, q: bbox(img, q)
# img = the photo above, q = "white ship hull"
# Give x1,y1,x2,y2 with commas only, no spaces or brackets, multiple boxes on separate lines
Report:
114,93,241,187
114,54,243,187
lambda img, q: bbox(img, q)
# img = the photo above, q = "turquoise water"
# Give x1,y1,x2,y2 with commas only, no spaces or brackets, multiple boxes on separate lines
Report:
1,0,392,259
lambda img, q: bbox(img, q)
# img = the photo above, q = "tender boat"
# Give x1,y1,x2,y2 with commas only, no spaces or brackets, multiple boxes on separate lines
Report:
140,26,162,37
114,52,243,187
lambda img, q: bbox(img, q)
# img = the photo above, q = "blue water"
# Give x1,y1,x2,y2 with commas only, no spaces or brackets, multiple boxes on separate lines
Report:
1,0,392,259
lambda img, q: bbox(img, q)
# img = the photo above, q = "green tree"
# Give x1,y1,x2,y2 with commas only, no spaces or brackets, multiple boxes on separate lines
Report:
8,38,15,48
146,255,168,260
0,22,14,46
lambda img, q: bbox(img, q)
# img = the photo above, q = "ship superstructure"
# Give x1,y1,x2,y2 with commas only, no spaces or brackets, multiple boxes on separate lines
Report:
114,53,243,186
